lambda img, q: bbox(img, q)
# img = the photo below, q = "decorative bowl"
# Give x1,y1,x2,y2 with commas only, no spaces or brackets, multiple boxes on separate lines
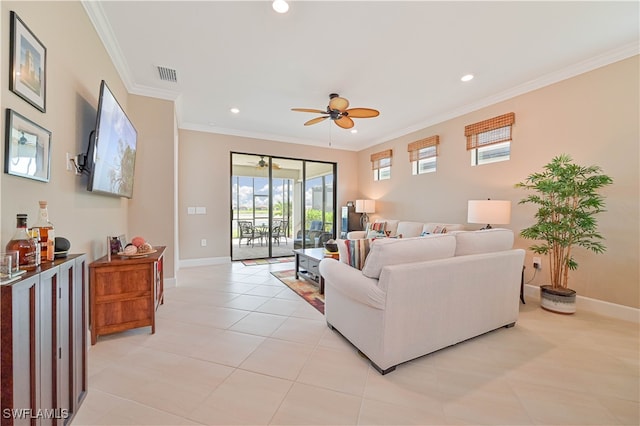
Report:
325,242,338,253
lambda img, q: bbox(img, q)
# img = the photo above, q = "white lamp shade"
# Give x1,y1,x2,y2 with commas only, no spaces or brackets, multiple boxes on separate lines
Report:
467,200,511,225
355,199,376,214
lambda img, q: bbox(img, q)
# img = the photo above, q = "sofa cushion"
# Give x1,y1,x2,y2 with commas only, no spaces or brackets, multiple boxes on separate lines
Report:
337,238,371,270
396,221,425,238
361,234,456,279
453,228,514,256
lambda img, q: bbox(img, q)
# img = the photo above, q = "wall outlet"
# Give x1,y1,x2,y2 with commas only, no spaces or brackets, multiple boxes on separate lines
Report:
533,257,542,270
201,239,207,247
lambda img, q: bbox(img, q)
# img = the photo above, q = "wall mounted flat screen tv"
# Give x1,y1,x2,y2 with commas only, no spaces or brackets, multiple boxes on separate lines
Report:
87,80,137,198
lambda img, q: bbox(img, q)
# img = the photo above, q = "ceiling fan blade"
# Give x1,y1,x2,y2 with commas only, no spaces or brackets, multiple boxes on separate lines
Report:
328,96,349,112
304,116,329,126
292,108,327,114
334,116,354,129
345,108,380,118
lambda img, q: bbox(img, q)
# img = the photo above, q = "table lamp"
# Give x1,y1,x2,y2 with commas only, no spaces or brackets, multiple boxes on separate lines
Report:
355,199,376,228
467,199,511,229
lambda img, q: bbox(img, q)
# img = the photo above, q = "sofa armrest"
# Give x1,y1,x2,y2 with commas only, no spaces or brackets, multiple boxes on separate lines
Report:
346,231,366,239
319,259,385,309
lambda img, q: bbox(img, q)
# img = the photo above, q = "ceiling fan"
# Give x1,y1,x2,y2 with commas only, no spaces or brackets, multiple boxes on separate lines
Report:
292,93,379,129
252,156,281,169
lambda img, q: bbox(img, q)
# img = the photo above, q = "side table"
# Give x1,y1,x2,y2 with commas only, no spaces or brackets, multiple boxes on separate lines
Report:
294,247,337,294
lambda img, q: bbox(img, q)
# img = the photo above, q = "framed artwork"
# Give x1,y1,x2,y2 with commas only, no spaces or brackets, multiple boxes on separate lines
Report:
9,11,47,112
4,109,51,182
109,235,128,255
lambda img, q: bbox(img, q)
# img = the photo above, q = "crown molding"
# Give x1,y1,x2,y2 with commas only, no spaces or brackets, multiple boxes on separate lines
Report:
179,122,358,151
81,1,135,91
82,1,638,152
368,41,640,149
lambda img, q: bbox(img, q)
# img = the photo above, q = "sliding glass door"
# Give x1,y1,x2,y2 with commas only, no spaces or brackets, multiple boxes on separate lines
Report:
231,153,336,261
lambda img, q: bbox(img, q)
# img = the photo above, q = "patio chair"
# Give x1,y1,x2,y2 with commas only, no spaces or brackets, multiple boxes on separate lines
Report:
294,220,324,248
238,221,261,247
272,220,289,245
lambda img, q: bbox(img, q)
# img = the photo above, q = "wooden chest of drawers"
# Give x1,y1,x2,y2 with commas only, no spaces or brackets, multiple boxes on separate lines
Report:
89,246,164,344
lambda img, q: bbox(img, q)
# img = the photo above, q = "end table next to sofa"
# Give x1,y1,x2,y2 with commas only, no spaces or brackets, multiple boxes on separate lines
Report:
293,247,338,294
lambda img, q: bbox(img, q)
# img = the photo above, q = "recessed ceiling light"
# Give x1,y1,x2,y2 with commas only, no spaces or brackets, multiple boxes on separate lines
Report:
272,0,289,13
230,108,240,114
351,129,358,134
461,74,474,82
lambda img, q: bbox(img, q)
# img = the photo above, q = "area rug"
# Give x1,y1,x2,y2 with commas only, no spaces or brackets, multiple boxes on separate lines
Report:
241,257,294,266
271,269,324,314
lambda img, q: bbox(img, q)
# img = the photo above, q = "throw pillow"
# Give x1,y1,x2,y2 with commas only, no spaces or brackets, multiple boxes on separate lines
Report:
366,230,386,239
367,221,387,234
432,226,448,234
342,238,371,270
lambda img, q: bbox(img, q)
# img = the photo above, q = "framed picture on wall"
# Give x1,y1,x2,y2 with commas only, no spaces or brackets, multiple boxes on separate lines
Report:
4,109,51,182
9,11,47,112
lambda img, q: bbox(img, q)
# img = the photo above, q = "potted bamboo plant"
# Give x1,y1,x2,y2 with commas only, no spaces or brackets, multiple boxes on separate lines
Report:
515,154,613,314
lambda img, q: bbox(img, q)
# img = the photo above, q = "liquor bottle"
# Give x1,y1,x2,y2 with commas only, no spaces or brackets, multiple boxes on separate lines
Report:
33,201,55,262
5,214,38,270
29,228,41,267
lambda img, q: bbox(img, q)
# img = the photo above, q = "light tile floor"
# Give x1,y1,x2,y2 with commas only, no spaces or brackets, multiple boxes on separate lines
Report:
72,262,639,425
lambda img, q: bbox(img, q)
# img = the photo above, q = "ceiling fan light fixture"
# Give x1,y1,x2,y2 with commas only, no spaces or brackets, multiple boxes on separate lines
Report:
272,0,289,14
328,94,349,111
292,93,379,130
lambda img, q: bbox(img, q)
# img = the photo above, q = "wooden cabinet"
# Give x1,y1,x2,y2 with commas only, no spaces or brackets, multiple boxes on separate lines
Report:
89,247,165,345
1,255,88,426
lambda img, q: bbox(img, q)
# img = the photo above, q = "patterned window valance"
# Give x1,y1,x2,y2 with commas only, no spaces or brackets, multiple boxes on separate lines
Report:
465,113,515,150
408,135,439,161
370,149,393,170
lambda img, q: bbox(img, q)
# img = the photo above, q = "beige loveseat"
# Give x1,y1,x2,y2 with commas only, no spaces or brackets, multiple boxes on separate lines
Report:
319,229,525,374
346,218,465,240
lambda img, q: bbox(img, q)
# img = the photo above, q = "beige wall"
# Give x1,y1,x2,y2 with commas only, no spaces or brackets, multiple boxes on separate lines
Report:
356,56,639,308
177,130,359,260
2,1,636,308
1,2,178,280
127,95,177,279
1,1,130,262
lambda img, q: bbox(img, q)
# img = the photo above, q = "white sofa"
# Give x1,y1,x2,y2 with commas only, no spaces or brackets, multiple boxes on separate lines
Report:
346,218,465,240
319,229,525,374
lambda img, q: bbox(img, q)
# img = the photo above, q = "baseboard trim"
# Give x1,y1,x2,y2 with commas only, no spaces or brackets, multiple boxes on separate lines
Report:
179,256,231,268
524,284,639,324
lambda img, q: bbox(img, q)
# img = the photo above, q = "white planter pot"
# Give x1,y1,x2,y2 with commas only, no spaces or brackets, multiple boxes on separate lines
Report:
540,285,576,314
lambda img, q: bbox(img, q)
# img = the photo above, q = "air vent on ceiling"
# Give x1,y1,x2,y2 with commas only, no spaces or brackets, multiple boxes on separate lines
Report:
157,66,177,83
